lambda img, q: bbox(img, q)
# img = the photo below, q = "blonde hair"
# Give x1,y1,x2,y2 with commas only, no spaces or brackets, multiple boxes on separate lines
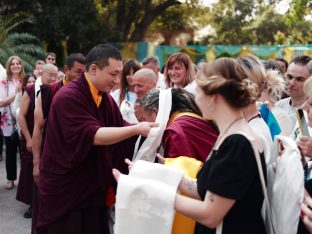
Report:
164,52,195,88
304,76,312,101
196,57,258,108
237,54,267,99
5,55,25,80
265,69,286,102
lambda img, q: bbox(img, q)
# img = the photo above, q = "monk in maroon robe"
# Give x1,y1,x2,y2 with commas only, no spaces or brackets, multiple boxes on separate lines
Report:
16,84,35,216
163,114,218,162
141,88,218,162
36,44,155,234
31,54,85,234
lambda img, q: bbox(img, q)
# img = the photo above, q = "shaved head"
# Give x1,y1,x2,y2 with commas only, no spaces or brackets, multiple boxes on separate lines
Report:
133,68,157,101
41,64,58,84
133,68,157,82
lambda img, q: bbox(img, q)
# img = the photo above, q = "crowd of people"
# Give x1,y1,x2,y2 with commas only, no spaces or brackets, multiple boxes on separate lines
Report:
0,44,312,234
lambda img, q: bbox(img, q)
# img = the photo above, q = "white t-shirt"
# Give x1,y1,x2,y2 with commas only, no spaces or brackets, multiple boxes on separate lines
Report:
248,117,273,164
0,79,20,136
183,80,197,96
110,89,138,123
271,106,293,137
156,73,166,89
275,97,298,132
111,89,137,106
34,76,42,105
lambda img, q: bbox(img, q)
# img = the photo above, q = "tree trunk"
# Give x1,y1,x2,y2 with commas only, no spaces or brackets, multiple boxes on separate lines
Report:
129,0,180,41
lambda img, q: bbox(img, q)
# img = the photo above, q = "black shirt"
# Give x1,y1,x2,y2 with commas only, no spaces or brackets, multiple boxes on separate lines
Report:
195,134,266,234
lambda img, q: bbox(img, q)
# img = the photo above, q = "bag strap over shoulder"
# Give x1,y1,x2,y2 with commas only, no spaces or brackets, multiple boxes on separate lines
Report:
248,136,276,234
231,130,275,234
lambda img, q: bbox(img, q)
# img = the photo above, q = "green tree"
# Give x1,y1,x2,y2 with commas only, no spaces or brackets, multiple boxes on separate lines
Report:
243,7,287,44
205,0,258,44
95,0,182,42
0,12,45,72
1,0,187,63
199,0,312,45
286,0,312,25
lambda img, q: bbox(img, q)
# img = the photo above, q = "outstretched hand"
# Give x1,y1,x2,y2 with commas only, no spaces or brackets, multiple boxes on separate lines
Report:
137,122,159,137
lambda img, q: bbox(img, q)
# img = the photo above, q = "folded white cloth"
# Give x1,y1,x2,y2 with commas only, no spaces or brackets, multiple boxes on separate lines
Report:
115,160,184,234
130,160,183,188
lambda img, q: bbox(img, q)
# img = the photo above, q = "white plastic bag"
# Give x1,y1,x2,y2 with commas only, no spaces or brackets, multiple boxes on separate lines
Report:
267,135,304,234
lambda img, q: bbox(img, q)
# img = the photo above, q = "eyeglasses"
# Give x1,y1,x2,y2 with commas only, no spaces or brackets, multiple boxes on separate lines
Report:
47,57,56,61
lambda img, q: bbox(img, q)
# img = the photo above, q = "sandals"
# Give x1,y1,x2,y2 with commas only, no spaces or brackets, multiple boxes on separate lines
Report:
5,180,14,189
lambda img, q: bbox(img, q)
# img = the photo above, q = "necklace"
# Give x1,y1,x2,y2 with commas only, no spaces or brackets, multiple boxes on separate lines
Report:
214,117,244,149
247,113,261,123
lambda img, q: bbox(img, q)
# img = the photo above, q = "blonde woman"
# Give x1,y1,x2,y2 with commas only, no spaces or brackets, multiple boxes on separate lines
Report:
0,56,24,189
237,55,273,164
260,60,293,136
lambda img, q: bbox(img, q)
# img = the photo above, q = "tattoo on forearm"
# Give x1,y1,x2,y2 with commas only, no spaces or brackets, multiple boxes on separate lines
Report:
208,193,214,202
185,179,195,191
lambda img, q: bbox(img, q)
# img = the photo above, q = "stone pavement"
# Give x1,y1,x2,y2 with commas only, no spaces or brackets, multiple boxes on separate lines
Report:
0,151,114,234
0,153,31,234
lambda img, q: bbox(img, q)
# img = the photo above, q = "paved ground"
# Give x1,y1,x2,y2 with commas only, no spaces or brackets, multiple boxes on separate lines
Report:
0,150,31,234
0,148,114,234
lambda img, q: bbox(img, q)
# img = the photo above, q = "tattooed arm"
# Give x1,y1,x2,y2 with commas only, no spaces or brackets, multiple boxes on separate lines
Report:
174,191,235,228
178,177,200,199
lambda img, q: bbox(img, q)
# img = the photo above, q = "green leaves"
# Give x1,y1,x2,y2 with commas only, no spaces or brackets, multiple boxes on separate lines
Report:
0,13,44,72
200,0,312,45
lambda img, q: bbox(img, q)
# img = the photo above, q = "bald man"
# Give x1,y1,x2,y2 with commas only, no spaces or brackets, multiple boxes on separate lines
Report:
132,68,157,122
133,68,157,101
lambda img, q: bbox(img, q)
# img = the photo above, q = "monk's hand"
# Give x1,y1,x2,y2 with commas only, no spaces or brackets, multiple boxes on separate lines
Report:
33,163,40,185
137,122,159,137
112,169,122,182
26,138,32,153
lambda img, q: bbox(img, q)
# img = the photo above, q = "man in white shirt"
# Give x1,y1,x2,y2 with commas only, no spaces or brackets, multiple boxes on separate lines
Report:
276,55,311,131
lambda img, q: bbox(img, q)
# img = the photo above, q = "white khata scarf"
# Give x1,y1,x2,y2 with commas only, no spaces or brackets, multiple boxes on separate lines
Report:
115,160,184,234
132,88,172,162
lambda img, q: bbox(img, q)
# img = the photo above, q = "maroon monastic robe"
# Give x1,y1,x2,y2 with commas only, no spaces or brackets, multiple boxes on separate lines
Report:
16,84,35,205
37,74,136,233
32,80,64,234
40,81,64,119
162,115,218,162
